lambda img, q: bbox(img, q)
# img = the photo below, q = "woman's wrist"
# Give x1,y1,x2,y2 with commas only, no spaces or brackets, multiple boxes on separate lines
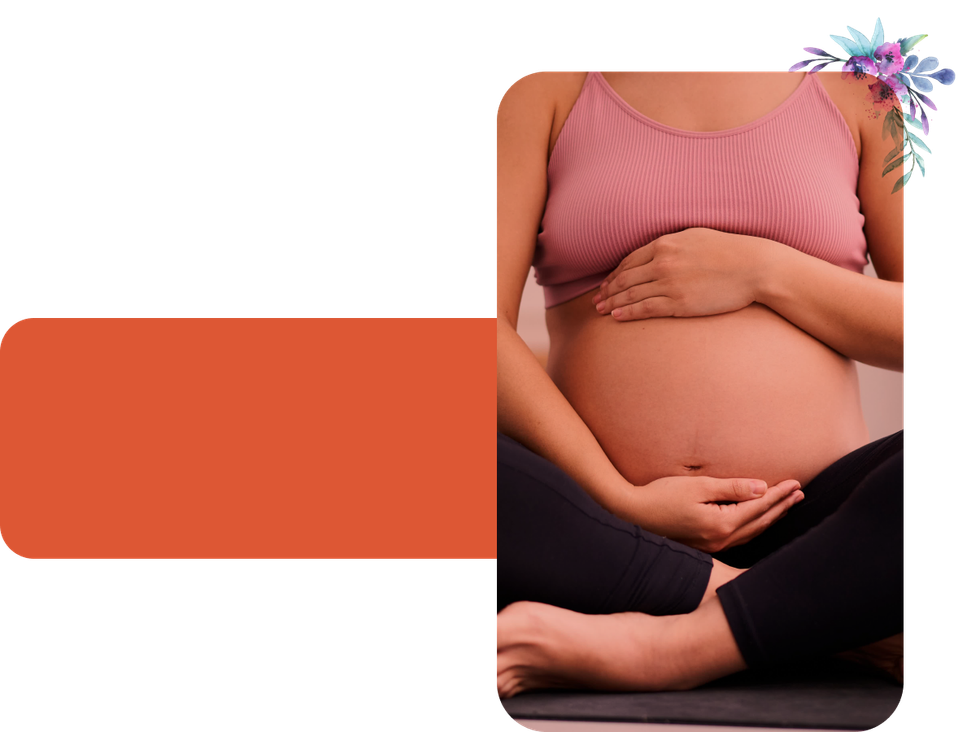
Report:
745,234,785,308
590,474,639,524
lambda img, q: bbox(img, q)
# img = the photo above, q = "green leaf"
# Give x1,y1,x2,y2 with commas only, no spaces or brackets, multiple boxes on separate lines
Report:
899,34,927,56
884,147,901,164
871,18,885,50
880,108,904,144
847,26,874,57
892,168,913,193
912,149,925,176
907,130,932,154
903,113,924,131
830,34,863,57
881,159,899,178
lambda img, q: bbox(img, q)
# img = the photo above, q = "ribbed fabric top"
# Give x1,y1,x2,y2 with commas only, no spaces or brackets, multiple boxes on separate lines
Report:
533,72,868,308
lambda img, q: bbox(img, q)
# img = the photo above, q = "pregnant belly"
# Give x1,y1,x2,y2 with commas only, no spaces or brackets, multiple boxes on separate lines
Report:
546,295,870,488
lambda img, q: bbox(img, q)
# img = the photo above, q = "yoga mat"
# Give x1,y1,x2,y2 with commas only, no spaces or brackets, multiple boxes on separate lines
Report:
502,659,901,730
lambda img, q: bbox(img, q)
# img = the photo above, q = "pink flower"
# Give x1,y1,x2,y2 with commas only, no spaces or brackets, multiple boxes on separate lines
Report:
882,74,908,99
866,78,901,111
873,42,904,75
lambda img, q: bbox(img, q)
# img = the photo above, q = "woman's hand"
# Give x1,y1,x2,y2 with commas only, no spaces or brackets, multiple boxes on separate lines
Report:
622,474,804,554
592,227,771,321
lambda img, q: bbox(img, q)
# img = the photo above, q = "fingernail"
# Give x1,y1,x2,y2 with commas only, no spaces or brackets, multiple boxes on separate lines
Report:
751,480,767,495
596,301,605,313
612,308,622,318
592,294,600,303
794,492,804,503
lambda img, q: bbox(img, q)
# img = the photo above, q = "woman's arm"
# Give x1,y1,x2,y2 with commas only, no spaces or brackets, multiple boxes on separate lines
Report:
498,322,631,512
497,73,635,516
498,74,803,549
753,240,902,371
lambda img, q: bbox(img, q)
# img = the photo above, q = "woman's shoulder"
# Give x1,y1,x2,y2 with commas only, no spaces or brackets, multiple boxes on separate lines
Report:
498,73,589,160
498,72,588,108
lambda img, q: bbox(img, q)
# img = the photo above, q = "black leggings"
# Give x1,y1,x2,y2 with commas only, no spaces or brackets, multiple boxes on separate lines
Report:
497,431,903,668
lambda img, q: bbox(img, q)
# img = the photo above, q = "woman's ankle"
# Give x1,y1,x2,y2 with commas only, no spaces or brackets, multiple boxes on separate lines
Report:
662,596,748,689
700,559,747,607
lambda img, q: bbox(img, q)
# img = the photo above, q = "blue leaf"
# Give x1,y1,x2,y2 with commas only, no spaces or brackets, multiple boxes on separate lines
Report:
903,55,918,72
896,72,912,88
926,68,955,85
915,56,939,73
892,168,913,193
910,75,934,92
804,47,831,56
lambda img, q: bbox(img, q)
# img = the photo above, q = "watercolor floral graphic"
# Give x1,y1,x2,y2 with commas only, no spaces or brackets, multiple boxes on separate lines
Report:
787,17,957,193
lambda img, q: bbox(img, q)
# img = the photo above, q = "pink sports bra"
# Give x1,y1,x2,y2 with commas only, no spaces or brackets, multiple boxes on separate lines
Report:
532,72,868,308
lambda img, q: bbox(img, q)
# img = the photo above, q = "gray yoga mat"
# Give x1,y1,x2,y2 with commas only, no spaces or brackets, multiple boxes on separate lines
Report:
501,658,901,730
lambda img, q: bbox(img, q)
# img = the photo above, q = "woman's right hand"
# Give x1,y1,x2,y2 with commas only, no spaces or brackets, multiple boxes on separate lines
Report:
623,475,804,554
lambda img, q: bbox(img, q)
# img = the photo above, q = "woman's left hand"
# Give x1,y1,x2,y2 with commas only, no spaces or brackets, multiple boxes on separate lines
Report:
592,227,772,320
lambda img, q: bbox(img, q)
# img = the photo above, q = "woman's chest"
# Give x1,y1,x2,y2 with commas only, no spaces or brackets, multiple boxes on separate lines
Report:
536,71,870,290
548,73,863,163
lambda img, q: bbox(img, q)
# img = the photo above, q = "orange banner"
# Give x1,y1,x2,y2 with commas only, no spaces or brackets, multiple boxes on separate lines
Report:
0,319,495,558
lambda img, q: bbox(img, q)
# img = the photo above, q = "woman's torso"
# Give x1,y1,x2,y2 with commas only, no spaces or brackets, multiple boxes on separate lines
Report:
538,72,871,488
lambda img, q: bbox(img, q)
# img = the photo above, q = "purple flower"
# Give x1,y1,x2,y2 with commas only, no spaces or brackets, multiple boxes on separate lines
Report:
841,43,909,114
874,42,904,75
842,55,879,75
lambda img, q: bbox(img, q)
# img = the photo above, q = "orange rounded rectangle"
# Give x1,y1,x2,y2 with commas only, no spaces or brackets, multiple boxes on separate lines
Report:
0,319,496,558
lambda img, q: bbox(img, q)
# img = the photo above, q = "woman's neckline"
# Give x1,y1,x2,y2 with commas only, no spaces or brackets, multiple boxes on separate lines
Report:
592,71,814,138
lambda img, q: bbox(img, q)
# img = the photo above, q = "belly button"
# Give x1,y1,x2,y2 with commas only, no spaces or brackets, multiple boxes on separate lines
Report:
683,465,703,472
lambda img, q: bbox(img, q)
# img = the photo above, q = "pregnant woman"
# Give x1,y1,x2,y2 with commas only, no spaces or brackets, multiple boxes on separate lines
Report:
497,70,903,696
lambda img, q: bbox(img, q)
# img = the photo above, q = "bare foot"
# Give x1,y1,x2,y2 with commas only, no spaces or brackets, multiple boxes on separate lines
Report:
497,598,746,698
836,633,903,684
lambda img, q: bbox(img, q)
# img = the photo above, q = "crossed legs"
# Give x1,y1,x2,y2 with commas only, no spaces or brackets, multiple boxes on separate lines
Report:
497,432,903,696
498,598,907,697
